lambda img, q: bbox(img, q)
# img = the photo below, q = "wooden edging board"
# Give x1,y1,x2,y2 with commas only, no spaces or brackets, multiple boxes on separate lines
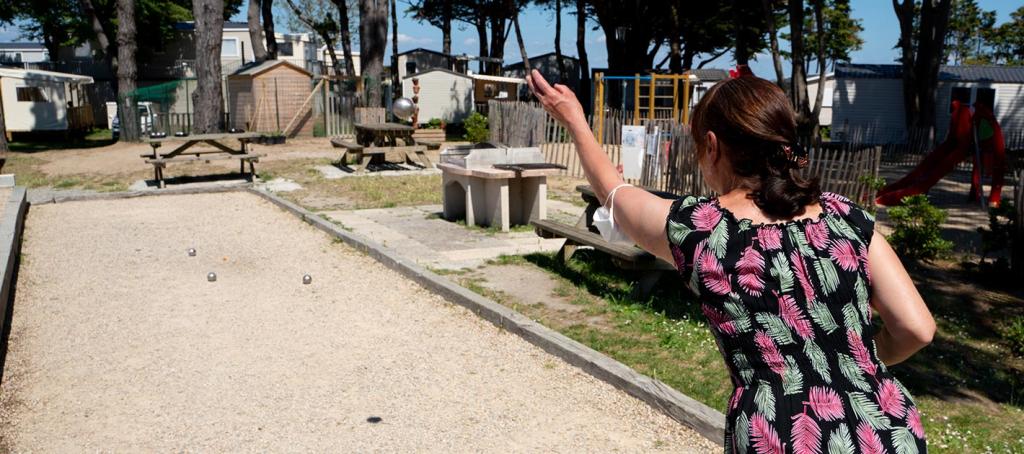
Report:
22,184,727,445
246,187,728,445
0,187,29,379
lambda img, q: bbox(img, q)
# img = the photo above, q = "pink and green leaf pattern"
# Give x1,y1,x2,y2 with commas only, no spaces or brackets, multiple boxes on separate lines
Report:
751,413,785,454
665,193,926,452
737,245,766,296
790,413,822,454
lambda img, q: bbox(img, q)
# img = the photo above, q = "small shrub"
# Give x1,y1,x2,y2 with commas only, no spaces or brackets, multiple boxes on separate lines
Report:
1003,315,1024,356
425,118,445,130
886,194,953,260
463,111,489,143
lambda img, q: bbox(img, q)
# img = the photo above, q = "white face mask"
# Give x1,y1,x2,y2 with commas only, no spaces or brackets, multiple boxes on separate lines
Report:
592,184,633,244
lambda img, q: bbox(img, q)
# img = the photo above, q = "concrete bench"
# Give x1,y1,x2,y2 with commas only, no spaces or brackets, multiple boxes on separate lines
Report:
531,219,675,299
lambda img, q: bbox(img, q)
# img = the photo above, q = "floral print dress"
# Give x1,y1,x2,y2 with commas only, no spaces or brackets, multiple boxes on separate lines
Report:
666,192,927,453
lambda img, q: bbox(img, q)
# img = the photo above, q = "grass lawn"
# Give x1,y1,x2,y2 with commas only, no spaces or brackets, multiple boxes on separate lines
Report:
456,251,1024,453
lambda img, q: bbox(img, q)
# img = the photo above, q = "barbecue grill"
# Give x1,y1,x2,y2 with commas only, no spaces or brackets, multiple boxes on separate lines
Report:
437,143,564,232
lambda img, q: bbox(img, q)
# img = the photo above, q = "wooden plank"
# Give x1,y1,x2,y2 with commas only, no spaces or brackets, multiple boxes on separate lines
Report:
531,219,674,270
146,132,261,143
146,153,264,164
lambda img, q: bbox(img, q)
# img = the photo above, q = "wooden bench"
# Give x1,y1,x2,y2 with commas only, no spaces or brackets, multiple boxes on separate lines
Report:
145,153,263,188
532,218,675,299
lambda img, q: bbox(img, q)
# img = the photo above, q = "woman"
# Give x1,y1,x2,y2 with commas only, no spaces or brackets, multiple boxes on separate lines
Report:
526,70,935,452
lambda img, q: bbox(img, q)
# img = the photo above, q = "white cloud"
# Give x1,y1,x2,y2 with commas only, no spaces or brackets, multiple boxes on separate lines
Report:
463,37,478,46
397,33,433,45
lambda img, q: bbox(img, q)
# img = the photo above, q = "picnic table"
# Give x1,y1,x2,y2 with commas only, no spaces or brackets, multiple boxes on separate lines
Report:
143,132,264,188
531,184,677,299
330,122,431,171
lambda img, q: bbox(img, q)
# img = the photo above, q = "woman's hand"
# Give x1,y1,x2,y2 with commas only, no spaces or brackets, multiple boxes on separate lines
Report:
526,69,587,129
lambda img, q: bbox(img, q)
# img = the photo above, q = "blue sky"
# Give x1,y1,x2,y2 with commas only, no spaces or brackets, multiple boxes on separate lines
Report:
1,0,1018,76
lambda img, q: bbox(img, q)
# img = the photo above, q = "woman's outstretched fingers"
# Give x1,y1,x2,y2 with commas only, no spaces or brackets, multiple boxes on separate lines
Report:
531,69,554,95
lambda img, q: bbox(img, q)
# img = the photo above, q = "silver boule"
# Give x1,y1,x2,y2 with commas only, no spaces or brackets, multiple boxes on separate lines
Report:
303,274,312,285
207,272,217,282
391,97,416,121
188,248,196,257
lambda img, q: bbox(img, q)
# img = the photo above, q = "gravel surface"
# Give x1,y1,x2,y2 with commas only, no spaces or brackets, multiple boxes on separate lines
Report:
0,192,716,452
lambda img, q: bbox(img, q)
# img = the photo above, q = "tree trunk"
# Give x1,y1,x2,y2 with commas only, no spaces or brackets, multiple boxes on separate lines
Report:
359,0,388,107
914,0,951,132
285,0,340,74
512,14,530,73
475,17,489,73
682,48,695,71
762,0,786,88
488,17,508,74
262,0,278,59
334,0,357,77
0,81,7,170
788,0,814,139
893,0,918,128
116,0,140,142
442,0,452,56
575,0,590,114
810,0,827,131
554,0,567,81
391,0,400,100
192,0,226,133
669,3,682,73
247,0,268,61
733,0,752,65
80,0,116,70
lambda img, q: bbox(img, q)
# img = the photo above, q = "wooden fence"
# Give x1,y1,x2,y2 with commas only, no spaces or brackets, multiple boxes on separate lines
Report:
488,100,880,202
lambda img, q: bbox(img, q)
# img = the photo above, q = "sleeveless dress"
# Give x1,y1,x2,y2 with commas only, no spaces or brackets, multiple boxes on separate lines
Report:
665,192,928,453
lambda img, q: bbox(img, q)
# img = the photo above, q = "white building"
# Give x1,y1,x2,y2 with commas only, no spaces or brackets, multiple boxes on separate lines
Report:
831,63,1024,142
217,22,317,75
805,72,835,127
401,69,473,124
0,43,49,64
0,67,93,133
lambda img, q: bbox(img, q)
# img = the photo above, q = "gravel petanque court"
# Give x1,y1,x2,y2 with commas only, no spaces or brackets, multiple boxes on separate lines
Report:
0,191,714,452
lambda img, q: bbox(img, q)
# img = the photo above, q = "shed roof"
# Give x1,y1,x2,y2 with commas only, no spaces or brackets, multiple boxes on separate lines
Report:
402,68,472,80
836,63,1024,83
229,59,311,78
0,67,93,83
471,74,526,84
504,52,579,70
0,42,46,50
690,68,730,81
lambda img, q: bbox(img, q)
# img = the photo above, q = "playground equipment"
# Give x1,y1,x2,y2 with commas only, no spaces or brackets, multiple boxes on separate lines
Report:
969,102,1006,206
875,100,1007,207
592,72,699,144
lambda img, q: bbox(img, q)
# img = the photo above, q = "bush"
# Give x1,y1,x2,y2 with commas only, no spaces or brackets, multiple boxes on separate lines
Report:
425,118,445,130
886,194,953,260
463,111,490,143
1003,315,1024,356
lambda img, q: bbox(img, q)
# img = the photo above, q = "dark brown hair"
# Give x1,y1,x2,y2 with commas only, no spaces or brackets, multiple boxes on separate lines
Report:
690,76,820,219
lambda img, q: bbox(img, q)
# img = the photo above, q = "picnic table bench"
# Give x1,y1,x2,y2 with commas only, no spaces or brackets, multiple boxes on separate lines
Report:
531,184,677,299
331,123,432,171
143,132,264,188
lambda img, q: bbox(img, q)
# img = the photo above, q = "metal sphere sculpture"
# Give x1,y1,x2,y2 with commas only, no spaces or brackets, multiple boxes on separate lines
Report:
391,97,416,121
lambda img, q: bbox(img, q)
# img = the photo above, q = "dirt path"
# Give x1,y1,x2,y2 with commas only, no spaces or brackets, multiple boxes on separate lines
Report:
0,192,715,452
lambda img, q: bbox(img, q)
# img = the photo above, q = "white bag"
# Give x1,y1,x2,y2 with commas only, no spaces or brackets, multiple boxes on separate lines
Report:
592,184,633,244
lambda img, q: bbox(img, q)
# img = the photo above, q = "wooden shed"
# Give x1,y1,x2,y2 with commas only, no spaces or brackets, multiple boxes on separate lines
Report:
227,60,315,136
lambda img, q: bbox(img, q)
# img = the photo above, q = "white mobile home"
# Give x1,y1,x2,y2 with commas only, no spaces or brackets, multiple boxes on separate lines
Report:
0,67,93,134
401,69,474,124
805,72,835,127
831,63,1024,142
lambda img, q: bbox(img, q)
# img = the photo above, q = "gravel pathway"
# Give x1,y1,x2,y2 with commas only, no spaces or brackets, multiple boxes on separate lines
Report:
0,192,716,452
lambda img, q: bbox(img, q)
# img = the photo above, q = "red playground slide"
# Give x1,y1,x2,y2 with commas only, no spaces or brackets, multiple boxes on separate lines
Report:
875,100,975,206
969,102,1007,207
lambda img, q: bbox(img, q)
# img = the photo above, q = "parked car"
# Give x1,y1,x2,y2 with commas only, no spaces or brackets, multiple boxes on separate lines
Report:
112,102,156,140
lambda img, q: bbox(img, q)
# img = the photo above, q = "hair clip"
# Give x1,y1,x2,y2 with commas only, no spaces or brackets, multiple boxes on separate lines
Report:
782,144,809,169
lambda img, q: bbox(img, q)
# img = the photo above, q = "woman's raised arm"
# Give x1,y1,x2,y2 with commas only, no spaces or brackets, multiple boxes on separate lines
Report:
526,70,677,264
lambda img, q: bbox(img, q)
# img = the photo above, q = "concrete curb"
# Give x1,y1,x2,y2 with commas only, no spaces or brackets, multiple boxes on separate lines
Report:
0,187,29,374
247,187,727,445
29,184,248,205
